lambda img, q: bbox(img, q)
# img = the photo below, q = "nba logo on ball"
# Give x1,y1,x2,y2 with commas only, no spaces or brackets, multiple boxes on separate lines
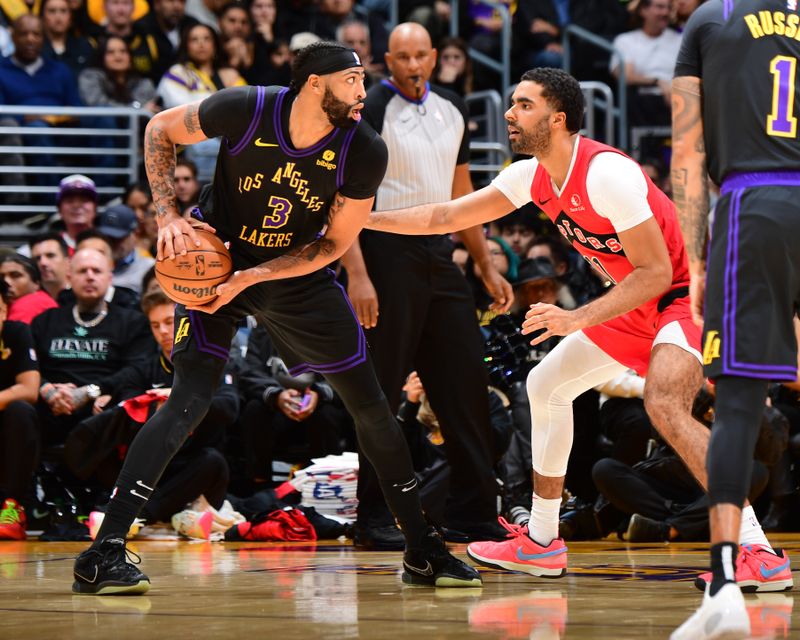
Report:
155,229,233,305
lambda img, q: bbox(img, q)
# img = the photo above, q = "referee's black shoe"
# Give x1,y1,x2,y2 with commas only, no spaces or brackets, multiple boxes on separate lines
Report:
402,527,483,588
72,535,150,595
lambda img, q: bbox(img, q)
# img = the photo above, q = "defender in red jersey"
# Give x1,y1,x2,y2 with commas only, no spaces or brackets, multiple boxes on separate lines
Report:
365,68,788,588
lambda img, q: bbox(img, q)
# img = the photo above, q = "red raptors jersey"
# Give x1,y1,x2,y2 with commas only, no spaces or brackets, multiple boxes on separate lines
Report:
530,137,693,374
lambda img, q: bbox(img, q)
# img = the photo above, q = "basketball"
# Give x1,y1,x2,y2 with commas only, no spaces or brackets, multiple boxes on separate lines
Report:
155,229,233,305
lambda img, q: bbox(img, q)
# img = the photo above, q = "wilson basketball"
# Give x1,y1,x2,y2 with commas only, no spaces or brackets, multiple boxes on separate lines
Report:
155,229,233,305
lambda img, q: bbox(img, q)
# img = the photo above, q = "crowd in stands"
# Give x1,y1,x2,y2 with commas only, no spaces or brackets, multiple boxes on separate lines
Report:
0,0,714,205
0,0,798,545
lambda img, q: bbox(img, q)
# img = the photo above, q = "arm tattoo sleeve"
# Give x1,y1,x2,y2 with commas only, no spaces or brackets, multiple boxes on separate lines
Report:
144,123,178,220
183,104,201,135
671,77,710,266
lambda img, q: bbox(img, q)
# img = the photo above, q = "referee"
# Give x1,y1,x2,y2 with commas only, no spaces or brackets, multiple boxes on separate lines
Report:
342,22,513,548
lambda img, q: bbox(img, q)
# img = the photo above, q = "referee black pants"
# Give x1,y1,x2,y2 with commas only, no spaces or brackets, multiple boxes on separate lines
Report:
357,233,498,526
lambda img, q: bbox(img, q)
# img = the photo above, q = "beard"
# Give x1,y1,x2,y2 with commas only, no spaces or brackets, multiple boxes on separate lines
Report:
510,114,552,157
322,86,358,129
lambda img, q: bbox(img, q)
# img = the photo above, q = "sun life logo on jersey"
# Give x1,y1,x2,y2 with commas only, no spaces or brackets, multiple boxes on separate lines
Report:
317,149,337,171
570,194,582,208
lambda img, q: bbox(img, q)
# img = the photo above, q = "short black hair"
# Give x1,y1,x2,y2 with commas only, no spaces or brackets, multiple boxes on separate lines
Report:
29,230,69,256
495,209,539,232
123,181,152,202
176,157,198,178
520,68,584,134
290,40,352,90
76,228,113,250
0,253,41,284
527,235,571,269
141,287,171,316
0,278,8,305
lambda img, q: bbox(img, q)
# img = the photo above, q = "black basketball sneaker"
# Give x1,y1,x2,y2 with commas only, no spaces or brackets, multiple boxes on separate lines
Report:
402,527,483,588
72,535,150,595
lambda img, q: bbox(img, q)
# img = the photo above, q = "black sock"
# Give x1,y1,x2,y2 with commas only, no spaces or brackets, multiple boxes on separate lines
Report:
709,542,738,596
378,476,428,546
91,468,153,548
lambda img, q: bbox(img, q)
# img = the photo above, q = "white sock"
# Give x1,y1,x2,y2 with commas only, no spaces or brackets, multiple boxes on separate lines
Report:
528,492,561,547
739,505,773,551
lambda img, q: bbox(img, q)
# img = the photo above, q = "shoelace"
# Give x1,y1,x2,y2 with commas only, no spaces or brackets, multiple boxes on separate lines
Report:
99,540,142,567
0,504,21,525
737,544,781,571
497,516,530,539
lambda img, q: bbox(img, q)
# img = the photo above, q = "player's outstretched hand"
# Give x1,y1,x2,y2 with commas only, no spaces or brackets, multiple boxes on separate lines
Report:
157,213,216,261
522,302,580,346
689,272,705,327
185,269,250,314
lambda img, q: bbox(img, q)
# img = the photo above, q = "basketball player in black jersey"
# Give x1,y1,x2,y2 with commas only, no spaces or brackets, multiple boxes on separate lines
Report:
671,2,800,638
72,42,481,595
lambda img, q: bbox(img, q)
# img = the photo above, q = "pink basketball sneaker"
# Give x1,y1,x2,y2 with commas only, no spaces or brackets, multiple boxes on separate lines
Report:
695,545,793,593
466,518,567,577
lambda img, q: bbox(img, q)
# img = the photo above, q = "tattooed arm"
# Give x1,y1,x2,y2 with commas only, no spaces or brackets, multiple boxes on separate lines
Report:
189,194,375,312
671,75,709,325
144,101,213,260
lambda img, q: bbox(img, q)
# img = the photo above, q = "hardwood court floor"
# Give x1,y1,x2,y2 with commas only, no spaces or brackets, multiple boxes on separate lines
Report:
1,536,798,639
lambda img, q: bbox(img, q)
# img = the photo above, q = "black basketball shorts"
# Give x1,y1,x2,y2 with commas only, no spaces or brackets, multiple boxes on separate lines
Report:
172,267,366,375
703,176,800,381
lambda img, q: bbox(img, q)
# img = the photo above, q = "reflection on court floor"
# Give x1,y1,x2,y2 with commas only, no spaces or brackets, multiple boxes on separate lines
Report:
0,538,797,639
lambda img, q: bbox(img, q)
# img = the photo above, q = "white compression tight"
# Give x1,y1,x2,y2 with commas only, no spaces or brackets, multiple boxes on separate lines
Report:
527,331,628,477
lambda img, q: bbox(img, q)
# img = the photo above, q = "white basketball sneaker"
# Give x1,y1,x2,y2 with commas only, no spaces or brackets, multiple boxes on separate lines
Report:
671,582,751,640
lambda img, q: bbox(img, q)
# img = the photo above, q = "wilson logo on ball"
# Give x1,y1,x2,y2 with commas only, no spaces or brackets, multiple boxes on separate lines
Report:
155,229,233,305
172,283,218,299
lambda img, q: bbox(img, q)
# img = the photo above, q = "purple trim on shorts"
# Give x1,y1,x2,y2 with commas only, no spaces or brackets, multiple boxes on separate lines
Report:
229,86,266,156
721,171,800,195
188,310,230,361
720,190,798,380
336,126,359,190
287,271,367,375
723,0,734,20
287,332,366,375
274,88,339,157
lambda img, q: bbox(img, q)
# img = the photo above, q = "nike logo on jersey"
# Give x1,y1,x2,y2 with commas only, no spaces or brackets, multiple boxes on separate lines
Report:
760,559,791,579
254,138,279,147
515,546,568,562
403,560,434,576
540,197,552,205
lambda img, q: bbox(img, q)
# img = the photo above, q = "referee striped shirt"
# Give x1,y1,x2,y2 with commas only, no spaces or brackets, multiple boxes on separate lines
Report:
363,79,470,211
